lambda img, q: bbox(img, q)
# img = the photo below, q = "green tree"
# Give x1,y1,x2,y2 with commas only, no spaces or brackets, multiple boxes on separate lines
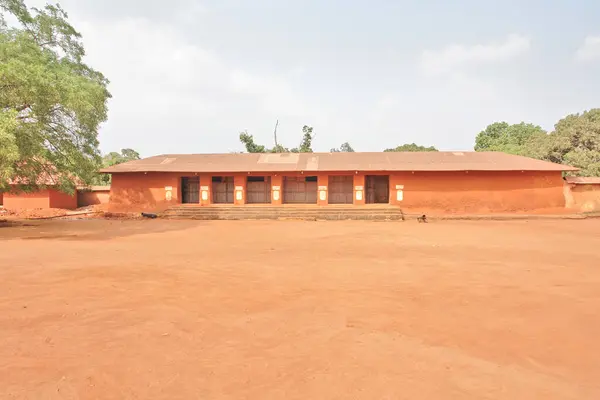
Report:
120,148,140,161
271,144,289,153
291,125,314,153
239,125,314,153
331,142,355,152
541,109,600,176
94,148,140,184
102,148,140,167
474,122,547,156
384,143,438,152
239,131,269,153
0,0,110,193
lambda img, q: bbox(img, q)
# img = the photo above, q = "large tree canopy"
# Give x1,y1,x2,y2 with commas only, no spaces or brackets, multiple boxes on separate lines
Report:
541,109,600,176
384,143,438,152
474,122,547,156
0,0,110,192
474,111,600,176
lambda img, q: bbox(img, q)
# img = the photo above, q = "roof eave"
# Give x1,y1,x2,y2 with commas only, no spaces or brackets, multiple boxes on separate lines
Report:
98,167,578,173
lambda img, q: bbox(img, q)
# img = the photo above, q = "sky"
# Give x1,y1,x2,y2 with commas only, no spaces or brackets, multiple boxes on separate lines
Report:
23,0,600,155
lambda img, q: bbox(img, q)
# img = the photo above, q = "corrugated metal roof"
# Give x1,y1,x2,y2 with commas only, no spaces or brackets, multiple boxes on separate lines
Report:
565,176,600,184
100,152,578,173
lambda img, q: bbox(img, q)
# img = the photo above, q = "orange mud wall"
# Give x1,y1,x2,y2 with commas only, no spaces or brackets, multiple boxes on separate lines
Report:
48,189,77,209
2,188,77,210
3,190,50,209
564,183,600,212
109,172,181,212
387,171,565,212
77,189,110,207
108,170,565,213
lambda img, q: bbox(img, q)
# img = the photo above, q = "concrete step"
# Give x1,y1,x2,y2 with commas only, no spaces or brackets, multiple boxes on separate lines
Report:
162,206,405,221
164,209,405,215
163,214,405,221
166,206,403,212
163,211,405,216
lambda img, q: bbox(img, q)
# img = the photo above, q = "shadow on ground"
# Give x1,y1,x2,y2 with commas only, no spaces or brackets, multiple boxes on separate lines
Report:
0,218,201,241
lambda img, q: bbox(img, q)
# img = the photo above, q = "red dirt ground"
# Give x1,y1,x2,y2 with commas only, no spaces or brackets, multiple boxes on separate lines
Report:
1,219,599,399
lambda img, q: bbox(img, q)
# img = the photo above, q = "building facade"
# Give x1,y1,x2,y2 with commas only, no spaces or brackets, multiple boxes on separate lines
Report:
102,152,576,213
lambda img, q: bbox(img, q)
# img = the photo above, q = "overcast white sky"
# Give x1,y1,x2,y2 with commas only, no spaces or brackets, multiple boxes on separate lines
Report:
26,0,600,156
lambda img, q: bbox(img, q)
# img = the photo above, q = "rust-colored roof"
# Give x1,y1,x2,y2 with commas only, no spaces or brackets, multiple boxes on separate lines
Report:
8,161,82,186
9,171,63,186
565,176,600,184
9,176,56,186
100,152,578,174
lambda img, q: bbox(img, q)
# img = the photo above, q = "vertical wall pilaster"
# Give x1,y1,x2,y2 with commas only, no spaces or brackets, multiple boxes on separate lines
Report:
271,175,283,205
353,174,366,205
200,175,212,206
234,175,246,205
317,174,328,206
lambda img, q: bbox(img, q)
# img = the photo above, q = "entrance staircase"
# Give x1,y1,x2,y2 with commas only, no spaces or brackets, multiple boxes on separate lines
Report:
162,205,405,221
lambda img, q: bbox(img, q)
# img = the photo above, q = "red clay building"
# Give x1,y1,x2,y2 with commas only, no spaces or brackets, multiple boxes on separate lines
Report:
1,169,78,210
1,187,77,210
1,169,79,210
101,152,577,213
0,186,109,211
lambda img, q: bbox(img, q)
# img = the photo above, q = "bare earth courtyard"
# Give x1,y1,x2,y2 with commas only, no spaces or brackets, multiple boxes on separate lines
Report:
1,219,599,399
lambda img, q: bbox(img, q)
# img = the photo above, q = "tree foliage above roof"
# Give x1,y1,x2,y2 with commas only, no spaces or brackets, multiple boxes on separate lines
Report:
474,110,600,176
542,109,600,176
384,143,438,152
330,142,355,152
474,122,547,156
239,125,315,153
93,148,141,185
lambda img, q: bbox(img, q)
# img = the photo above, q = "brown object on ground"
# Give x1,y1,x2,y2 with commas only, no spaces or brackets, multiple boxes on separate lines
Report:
1,220,599,399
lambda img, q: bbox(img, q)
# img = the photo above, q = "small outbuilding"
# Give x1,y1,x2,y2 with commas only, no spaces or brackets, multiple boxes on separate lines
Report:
564,176,600,212
1,171,80,210
1,187,77,210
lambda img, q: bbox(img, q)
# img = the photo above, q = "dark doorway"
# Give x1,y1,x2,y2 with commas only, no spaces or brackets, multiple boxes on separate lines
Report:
366,175,389,204
247,176,271,204
212,176,234,204
283,176,318,204
181,177,200,204
328,175,353,204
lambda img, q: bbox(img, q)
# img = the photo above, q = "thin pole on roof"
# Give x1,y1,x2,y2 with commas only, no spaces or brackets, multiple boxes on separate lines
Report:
273,119,279,149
